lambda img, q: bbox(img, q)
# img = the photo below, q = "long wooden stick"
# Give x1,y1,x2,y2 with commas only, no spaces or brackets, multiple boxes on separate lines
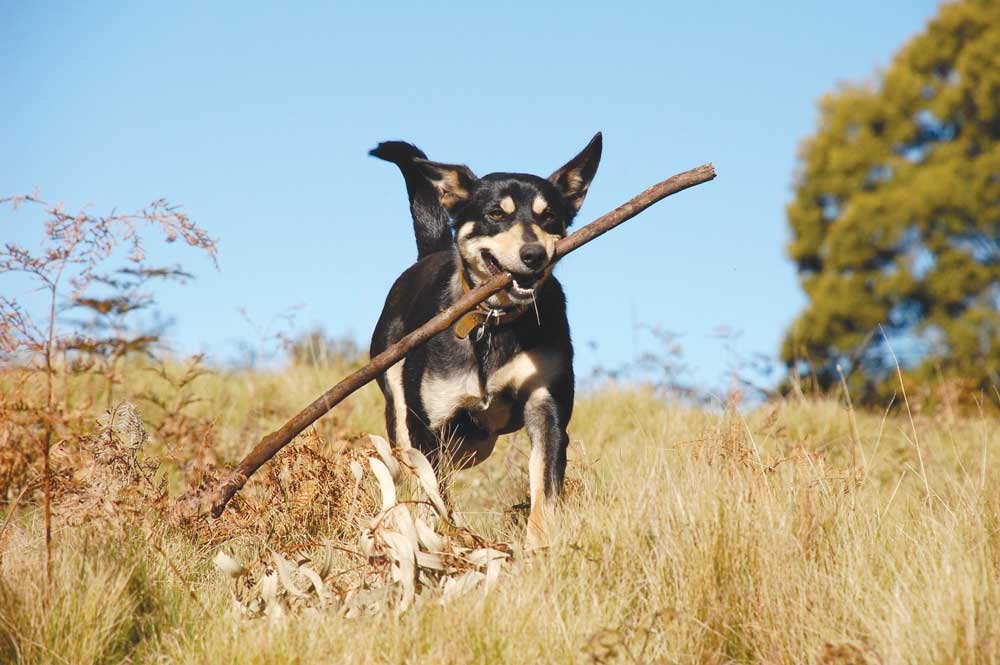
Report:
206,163,716,517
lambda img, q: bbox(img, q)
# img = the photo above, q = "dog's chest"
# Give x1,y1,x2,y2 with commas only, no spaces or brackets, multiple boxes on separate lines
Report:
419,369,505,432
420,346,553,431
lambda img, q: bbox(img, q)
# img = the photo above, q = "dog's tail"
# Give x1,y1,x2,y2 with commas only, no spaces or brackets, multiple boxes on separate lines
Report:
370,141,452,261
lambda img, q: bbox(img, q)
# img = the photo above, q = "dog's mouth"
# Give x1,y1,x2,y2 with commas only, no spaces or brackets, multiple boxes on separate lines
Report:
481,250,504,277
480,250,541,301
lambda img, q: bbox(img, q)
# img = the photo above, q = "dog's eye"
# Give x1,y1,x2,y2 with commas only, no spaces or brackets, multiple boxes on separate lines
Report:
487,209,505,221
541,211,556,223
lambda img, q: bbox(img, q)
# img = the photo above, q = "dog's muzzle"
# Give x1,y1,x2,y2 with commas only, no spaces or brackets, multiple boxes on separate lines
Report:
479,248,550,302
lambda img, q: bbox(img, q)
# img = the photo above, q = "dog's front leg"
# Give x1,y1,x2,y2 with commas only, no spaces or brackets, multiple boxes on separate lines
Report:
523,387,569,549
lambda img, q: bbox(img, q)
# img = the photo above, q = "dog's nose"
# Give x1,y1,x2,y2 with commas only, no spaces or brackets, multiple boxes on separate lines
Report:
519,244,548,271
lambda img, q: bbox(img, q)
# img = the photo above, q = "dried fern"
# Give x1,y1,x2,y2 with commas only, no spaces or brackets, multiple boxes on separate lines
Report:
214,435,515,619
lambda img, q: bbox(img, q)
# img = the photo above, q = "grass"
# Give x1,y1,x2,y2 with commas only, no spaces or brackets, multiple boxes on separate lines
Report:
2,358,999,664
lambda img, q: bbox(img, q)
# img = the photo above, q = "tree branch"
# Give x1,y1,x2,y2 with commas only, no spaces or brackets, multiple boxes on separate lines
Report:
205,162,717,518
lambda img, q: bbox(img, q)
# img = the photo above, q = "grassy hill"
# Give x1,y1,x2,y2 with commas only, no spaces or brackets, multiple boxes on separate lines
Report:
1,358,999,664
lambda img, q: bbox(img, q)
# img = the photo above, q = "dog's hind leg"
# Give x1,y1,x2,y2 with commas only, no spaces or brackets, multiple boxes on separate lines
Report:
369,141,453,260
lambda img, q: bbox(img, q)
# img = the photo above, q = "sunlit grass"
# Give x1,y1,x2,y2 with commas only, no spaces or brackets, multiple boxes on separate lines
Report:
2,362,999,664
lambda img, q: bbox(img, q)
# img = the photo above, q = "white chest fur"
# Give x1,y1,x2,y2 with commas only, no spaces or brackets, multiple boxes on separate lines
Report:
419,349,561,430
420,369,483,429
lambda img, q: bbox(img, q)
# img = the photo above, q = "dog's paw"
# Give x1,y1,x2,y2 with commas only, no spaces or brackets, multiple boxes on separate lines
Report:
525,513,550,552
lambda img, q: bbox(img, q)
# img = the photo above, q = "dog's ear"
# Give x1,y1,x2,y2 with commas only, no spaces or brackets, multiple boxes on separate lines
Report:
548,132,602,214
414,159,478,214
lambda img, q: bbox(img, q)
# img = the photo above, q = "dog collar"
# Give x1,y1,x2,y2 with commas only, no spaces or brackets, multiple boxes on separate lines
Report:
453,271,528,339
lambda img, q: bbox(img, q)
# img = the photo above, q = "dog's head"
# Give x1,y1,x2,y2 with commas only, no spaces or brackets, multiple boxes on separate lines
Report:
416,133,602,306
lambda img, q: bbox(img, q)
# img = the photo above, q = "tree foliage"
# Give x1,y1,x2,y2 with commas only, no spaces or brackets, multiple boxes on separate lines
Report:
783,0,1000,405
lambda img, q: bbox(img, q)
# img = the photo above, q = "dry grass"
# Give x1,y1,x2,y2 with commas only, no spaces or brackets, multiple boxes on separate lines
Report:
2,357,999,664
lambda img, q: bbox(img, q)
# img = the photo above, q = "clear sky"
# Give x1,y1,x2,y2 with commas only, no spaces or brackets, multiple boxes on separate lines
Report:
2,1,941,395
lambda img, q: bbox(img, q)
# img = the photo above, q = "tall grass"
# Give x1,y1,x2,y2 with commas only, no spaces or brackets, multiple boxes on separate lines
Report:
1,360,999,663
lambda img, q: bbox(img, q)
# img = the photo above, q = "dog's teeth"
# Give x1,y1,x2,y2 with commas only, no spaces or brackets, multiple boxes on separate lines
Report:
511,283,534,296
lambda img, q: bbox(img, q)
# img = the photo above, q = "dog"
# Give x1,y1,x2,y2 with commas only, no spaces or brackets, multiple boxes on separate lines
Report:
369,134,602,547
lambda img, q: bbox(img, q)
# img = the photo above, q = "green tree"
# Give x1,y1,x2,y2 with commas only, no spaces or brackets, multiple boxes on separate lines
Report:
782,0,1000,405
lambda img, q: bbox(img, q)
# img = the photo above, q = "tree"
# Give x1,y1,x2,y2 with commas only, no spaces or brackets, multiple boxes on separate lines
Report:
782,0,1000,406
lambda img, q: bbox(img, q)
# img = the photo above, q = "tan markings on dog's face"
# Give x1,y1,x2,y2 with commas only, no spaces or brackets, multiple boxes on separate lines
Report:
458,223,525,280
457,221,476,242
457,221,560,306
532,195,548,215
526,223,560,257
460,224,558,275
499,196,516,214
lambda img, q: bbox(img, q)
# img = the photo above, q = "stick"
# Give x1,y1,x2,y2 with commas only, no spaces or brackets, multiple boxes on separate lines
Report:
206,163,716,517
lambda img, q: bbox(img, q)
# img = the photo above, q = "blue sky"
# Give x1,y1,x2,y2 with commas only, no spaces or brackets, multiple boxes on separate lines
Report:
2,1,941,394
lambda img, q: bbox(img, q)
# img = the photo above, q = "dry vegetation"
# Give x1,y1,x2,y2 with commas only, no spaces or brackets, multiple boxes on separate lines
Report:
1,354,999,664
3,195,1000,664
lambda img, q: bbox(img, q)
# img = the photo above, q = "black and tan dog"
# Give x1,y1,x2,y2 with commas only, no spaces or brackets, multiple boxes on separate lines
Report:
369,134,601,546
